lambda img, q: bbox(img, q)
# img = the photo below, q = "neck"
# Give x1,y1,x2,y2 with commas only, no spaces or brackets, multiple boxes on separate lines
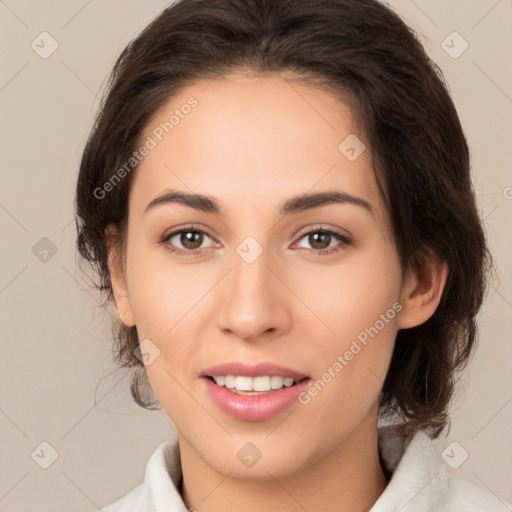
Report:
179,415,390,512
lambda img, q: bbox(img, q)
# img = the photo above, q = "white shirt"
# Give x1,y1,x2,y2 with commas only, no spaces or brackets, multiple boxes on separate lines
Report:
101,425,510,511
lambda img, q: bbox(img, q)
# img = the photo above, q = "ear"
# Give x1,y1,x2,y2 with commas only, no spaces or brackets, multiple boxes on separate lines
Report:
105,224,136,327
397,252,448,330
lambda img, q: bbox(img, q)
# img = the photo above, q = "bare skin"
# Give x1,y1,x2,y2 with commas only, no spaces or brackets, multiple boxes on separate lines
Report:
107,71,447,511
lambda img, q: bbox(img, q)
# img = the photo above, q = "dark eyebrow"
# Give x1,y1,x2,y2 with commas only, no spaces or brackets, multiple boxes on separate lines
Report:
280,191,373,216
145,190,221,215
144,189,372,216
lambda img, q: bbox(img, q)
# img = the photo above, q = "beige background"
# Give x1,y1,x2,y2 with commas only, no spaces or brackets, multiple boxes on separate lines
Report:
0,0,511,510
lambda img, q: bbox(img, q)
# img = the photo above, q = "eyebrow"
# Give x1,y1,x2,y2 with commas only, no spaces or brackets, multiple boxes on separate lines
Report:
144,189,373,216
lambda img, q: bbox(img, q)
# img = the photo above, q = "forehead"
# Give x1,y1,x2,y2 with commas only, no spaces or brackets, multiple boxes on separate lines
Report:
131,72,382,221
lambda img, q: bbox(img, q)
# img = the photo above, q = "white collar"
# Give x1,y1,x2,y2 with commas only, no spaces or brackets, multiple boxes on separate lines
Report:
112,424,508,511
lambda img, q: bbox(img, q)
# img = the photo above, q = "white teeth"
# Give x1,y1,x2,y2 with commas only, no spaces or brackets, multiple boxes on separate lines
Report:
234,376,253,391
270,376,284,389
212,375,298,393
283,377,294,387
253,376,271,391
224,375,236,388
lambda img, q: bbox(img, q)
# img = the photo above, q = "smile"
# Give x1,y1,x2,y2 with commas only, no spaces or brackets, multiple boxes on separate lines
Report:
201,362,311,420
210,375,301,394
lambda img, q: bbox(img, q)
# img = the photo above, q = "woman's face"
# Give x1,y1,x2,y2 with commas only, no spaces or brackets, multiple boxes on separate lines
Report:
111,72,415,479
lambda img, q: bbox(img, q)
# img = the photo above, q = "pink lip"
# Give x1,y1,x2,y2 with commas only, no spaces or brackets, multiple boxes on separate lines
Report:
202,377,310,421
201,361,310,421
201,361,309,380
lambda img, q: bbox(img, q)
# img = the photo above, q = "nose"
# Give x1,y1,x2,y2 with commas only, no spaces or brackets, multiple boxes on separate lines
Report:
216,245,292,343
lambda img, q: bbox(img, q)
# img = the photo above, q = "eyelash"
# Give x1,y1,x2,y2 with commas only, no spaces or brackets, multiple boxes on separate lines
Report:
159,225,352,257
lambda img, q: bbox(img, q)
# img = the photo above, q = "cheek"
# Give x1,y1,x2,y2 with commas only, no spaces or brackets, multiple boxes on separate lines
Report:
125,239,218,339
292,240,402,345
290,243,401,412
294,288,399,443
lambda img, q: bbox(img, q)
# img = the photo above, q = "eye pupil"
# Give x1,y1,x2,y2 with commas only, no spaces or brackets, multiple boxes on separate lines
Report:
181,231,203,249
310,231,330,249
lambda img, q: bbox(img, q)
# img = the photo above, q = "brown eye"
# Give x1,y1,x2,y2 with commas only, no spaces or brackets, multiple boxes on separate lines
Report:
162,227,215,254
294,228,352,255
308,231,332,250
179,230,204,250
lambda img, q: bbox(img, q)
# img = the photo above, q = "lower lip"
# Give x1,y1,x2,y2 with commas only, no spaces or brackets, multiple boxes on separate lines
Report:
202,377,310,421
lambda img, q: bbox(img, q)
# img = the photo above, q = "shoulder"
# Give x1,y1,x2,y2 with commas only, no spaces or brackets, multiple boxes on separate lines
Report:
441,470,511,511
98,440,186,512
101,483,149,512
374,425,511,511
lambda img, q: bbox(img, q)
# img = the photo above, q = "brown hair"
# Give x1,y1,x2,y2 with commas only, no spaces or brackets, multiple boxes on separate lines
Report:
75,0,491,438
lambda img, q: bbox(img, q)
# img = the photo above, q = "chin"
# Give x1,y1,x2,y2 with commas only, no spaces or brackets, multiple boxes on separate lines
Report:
202,434,317,481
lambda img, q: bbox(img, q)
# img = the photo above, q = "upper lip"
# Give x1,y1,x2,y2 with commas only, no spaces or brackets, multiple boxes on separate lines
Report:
201,362,309,380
